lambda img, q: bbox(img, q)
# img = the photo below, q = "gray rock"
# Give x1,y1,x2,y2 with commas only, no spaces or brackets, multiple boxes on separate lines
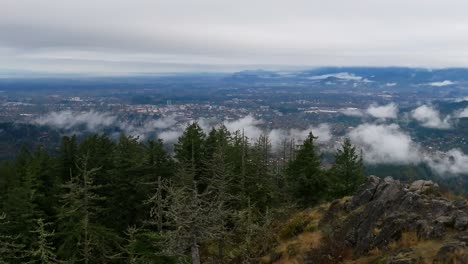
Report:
455,211,468,231
408,180,439,195
433,241,468,264
320,176,468,257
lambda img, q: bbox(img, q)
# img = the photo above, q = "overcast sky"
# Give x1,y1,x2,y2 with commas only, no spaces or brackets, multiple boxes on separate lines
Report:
2,0,468,74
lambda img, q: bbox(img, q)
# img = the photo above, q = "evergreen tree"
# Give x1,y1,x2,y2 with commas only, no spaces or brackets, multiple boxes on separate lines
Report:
28,218,60,264
248,133,277,210
204,140,236,263
286,132,324,206
106,135,145,231
330,138,365,197
57,155,117,263
174,122,206,181
0,213,25,264
57,135,78,182
159,151,228,264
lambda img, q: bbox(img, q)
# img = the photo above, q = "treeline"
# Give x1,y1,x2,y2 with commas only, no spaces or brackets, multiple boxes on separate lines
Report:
0,123,365,263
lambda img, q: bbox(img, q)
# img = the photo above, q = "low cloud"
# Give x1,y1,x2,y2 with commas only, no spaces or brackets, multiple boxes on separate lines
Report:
425,149,468,175
428,80,455,87
454,96,468,103
222,115,332,149
35,110,183,141
308,72,371,82
269,124,332,150
340,107,365,117
454,107,468,118
348,123,421,164
35,110,116,131
348,123,468,176
223,115,264,140
119,114,179,140
411,105,452,129
366,103,398,119
158,128,184,144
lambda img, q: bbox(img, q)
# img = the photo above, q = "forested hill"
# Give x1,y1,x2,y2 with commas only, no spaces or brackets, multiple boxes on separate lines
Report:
0,122,366,263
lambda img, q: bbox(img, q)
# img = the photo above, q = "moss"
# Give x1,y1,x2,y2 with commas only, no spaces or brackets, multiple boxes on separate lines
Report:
304,221,319,232
286,243,298,257
279,215,309,239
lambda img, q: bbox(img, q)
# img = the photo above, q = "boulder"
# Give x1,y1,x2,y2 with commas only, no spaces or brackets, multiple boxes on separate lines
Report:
408,180,439,195
320,176,468,257
433,240,468,264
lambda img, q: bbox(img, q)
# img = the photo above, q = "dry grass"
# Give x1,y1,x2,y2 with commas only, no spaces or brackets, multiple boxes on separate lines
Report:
261,204,330,264
388,231,420,249
346,232,450,264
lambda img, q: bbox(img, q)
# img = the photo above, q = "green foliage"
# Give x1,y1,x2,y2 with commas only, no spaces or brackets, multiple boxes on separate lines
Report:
286,132,326,206
28,218,60,264
0,213,26,264
0,123,370,263
330,138,365,198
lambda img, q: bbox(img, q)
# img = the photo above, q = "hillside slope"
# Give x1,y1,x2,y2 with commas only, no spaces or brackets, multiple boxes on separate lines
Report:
263,176,467,264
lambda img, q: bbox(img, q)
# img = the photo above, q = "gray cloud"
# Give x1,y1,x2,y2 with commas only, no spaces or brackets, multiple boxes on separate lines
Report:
366,103,399,119
3,0,468,73
411,105,452,129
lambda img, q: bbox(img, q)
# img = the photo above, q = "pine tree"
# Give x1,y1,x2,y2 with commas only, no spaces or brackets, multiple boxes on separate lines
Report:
58,135,78,182
286,132,325,206
28,218,60,264
249,133,277,210
0,213,26,264
330,138,365,197
57,155,117,263
174,122,206,182
204,141,236,264
159,153,228,264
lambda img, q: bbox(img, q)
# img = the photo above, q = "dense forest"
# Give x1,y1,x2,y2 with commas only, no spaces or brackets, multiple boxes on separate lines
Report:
0,122,367,263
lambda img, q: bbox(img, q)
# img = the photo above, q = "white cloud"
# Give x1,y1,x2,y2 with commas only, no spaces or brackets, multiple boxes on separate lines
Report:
119,115,180,140
454,96,468,102
35,110,116,131
425,149,468,175
308,72,364,81
223,115,264,140
340,107,365,117
366,103,398,119
158,128,184,144
348,123,421,164
269,124,332,150
454,107,468,118
348,123,468,175
428,80,455,87
411,105,451,129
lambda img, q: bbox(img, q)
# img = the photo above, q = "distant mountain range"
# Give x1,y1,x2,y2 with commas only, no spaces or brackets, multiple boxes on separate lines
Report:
224,67,468,86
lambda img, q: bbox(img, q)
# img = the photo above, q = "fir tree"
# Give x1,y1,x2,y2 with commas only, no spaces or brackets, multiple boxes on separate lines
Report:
0,213,26,264
330,138,365,197
286,132,325,206
57,155,117,263
28,218,60,264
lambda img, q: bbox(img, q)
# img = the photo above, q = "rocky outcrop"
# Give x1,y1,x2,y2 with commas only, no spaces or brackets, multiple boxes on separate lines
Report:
319,176,468,261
